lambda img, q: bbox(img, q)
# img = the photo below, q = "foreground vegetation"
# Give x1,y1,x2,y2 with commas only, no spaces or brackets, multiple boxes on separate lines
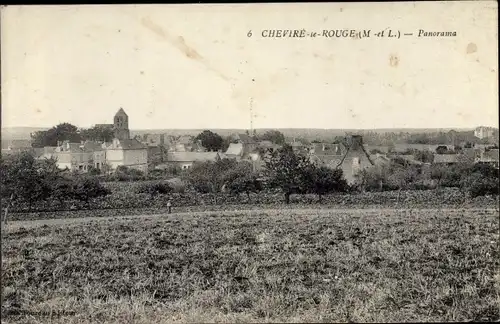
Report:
2,209,499,323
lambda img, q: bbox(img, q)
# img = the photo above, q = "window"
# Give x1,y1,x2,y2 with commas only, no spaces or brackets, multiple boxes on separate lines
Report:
352,157,360,175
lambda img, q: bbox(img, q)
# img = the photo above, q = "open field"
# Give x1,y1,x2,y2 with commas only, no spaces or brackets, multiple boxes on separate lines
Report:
2,208,499,323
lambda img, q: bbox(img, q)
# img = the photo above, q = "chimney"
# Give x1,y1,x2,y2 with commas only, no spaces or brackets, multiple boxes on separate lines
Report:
349,135,363,150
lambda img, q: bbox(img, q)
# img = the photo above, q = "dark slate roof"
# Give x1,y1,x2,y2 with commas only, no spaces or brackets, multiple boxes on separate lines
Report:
115,108,128,117
119,139,147,150
236,133,257,144
82,141,104,152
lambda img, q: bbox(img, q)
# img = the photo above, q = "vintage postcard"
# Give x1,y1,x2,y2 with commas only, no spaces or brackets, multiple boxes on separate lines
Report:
1,2,498,323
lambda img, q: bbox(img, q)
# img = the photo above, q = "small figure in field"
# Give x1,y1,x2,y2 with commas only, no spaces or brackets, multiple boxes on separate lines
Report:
167,200,172,214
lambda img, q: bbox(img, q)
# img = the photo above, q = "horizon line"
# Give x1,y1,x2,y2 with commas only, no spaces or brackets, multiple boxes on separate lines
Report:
2,125,497,131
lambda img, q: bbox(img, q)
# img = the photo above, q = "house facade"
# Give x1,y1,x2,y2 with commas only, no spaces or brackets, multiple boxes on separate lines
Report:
104,138,148,173
474,126,495,140
310,135,374,184
231,133,258,155
164,152,222,170
43,141,94,172
37,108,148,173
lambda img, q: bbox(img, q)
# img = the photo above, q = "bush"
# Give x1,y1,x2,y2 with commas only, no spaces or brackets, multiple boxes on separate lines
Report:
465,174,499,198
71,177,111,204
108,166,146,182
461,164,499,198
136,182,173,197
166,178,187,193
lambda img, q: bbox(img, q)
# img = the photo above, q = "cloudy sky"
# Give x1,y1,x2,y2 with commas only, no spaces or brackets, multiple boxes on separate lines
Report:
1,2,498,130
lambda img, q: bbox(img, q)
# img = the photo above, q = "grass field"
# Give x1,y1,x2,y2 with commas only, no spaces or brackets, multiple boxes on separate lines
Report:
2,208,499,323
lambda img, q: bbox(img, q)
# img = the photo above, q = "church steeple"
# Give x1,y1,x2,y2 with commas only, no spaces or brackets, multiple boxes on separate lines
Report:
113,108,130,140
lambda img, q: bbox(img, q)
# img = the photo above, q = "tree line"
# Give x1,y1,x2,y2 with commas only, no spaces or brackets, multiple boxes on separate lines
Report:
0,152,110,223
1,143,498,222
31,123,115,148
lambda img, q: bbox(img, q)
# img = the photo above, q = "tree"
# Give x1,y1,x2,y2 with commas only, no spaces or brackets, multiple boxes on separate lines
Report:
31,123,82,148
80,125,114,142
358,165,389,192
223,161,262,200
195,130,224,152
258,130,286,145
386,164,420,204
264,144,311,204
71,176,110,206
0,153,56,222
51,176,74,208
186,158,238,203
305,166,348,202
460,165,499,198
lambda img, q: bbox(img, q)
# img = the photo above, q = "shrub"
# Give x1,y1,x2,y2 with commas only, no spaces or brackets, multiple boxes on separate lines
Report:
461,164,499,198
71,177,111,204
136,182,173,197
166,178,187,193
109,166,146,182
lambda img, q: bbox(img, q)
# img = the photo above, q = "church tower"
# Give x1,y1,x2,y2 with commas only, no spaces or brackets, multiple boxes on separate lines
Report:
113,108,130,140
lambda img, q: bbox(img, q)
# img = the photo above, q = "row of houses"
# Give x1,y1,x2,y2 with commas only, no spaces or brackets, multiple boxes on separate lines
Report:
2,109,150,173
3,132,498,185
2,109,498,184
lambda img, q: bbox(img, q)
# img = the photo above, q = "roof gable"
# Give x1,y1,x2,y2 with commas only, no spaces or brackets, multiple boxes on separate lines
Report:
225,143,244,156
115,108,128,117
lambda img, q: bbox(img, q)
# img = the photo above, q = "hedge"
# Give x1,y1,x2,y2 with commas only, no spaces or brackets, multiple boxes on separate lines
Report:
5,187,498,216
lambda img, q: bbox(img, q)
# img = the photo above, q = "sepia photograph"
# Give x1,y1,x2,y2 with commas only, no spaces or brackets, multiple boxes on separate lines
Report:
1,2,499,323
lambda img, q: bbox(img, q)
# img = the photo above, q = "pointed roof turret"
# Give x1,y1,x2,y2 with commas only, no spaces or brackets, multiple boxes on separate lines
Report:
115,107,128,117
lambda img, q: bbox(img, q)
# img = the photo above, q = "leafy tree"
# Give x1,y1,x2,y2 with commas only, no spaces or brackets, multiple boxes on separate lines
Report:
357,165,389,192
264,144,311,204
51,176,74,207
80,125,114,142
31,123,82,148
258,130,286,145
305,166,348,201
71,176,110,206
223,161,262,200
461,169,499,198
0,152,55,222
195,130,224,152
186,158,238,202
